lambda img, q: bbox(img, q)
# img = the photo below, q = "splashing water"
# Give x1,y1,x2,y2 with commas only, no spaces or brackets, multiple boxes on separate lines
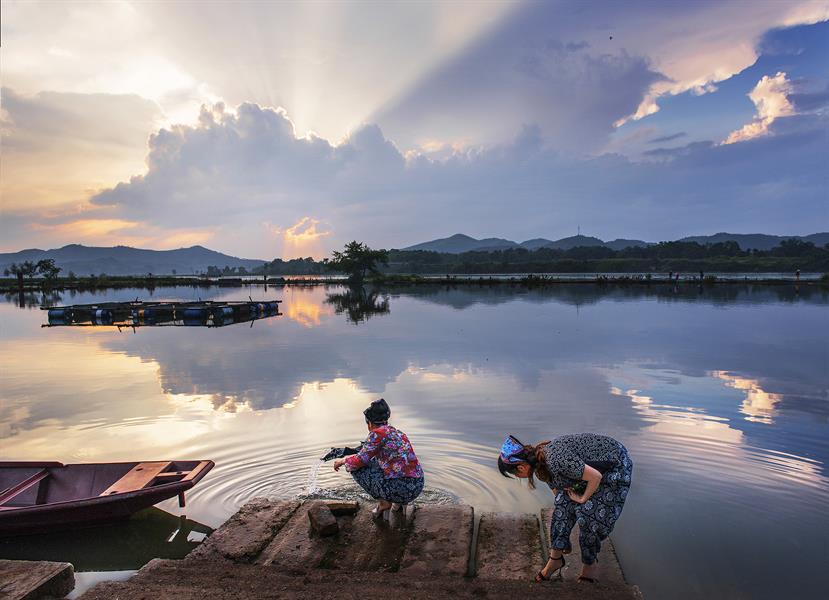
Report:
306,460,323,495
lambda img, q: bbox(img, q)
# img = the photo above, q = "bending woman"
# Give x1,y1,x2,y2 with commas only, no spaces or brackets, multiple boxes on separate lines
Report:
333,399,424,515
497,433,633,582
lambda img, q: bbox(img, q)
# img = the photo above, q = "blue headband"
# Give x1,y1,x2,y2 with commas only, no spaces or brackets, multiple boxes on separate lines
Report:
499,435,526,464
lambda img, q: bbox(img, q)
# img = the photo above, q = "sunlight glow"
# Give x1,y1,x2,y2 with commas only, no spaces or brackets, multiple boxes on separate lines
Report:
266,217,331,259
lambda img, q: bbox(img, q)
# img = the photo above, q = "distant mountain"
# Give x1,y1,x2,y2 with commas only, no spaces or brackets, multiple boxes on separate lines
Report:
403,233,639,253
400,232,828,254
542,235,606,250
0,244,266,276
678,232,829,250
518,238,555,250
605,238,650,251
402,234,518,253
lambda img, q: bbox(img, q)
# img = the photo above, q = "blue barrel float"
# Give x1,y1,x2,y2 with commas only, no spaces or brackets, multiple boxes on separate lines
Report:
43,299,281,327
48,307,71,324
181,306,209,320
132,307,165,323
91,309,113,324
261,301,280,314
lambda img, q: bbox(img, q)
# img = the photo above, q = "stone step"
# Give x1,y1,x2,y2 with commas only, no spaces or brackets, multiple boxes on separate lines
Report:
475,512,542,580
0,559,75,600
398,504,473,577
322,504,413,572
254,500,338,569
77,499,642,599
185,498,299,563
255,500,413,572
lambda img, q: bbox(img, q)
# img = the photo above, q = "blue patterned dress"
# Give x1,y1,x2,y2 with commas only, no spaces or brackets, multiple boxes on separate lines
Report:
544,433,633,565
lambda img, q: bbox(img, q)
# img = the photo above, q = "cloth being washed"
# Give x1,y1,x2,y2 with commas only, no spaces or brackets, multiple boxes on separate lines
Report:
320,445,363,462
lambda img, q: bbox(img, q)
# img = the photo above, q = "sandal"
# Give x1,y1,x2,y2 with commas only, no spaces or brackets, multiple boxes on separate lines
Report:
577,575,598,583
534,554,565,582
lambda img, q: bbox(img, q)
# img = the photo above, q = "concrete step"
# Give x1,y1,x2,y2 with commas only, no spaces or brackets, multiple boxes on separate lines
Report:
186,498,299,563
399,504,473,577
76,498,642,599
475,511,542,580
0,559,74,600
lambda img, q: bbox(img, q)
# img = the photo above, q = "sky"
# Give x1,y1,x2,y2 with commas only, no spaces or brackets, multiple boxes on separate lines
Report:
1,0,828,259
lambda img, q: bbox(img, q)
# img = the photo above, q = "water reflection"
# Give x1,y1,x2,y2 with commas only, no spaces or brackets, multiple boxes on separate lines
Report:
0,508,211,570
325,286,390,324
1,284,827,599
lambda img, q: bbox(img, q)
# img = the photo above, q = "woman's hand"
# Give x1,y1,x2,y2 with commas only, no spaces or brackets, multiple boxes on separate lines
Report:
565,464,603,504
333,458,346,471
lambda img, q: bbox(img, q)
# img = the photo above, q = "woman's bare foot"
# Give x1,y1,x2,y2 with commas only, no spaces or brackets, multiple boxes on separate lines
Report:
372,500,392,516
578,561,599,582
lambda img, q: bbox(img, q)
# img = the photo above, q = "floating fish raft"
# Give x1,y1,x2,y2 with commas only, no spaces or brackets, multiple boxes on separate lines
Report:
42,300,282,328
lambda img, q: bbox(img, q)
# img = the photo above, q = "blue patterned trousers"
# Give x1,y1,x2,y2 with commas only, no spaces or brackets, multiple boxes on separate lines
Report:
550,450,633,565
351,460,424,504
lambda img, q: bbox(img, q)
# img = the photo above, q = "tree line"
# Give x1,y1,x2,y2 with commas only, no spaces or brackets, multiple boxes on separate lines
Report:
247,239,829,276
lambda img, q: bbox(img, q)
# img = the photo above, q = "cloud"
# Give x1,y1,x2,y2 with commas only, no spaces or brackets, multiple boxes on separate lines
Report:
723,72,794,144
0,87,162,217
648,132,687,144
371,1,829,148
12,99,803,257
614,1,829,125
372,20,664,153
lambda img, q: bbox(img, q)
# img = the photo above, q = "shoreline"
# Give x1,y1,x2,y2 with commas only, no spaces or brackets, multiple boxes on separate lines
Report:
1,273,826,294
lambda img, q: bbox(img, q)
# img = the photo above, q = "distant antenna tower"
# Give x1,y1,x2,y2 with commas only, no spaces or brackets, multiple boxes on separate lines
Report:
578,225,581,236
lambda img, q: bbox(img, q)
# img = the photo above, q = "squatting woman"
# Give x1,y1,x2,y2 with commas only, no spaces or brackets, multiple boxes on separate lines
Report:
334,399,424,515
497,433,633,582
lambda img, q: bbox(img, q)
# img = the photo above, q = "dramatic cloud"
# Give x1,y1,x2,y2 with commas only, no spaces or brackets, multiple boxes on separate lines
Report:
0,87,162,213
372,0,829,149
724,72,794,144
63,100,826,258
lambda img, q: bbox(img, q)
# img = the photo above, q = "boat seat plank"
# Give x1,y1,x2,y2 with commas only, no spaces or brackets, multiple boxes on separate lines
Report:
99,462,171,496
0,470,49,506
182,461,212,481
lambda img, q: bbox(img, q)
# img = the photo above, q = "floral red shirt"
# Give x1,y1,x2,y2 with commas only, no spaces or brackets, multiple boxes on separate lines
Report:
344,425,423,479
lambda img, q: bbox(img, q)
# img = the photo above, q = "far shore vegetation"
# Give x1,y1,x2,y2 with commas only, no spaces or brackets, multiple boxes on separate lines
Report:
3,239,829,293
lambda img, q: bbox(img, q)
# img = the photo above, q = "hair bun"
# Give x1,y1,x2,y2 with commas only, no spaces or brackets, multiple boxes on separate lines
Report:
363,398,390,422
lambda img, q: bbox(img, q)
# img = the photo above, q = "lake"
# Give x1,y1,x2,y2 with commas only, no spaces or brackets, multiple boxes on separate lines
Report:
1,283,827,598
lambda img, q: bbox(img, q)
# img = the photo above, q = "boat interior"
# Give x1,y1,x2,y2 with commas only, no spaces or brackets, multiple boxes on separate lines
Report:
0,461,211,508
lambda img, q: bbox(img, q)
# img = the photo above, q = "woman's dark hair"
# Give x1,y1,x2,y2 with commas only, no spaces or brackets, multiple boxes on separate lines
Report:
364,398,390,425
497,442,551,489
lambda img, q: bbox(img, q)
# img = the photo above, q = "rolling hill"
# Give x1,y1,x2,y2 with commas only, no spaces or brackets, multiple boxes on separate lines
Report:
0,244,266,276
400,232,828,253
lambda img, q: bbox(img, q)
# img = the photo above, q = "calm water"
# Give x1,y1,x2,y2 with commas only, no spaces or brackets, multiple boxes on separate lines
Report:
1,283,828,598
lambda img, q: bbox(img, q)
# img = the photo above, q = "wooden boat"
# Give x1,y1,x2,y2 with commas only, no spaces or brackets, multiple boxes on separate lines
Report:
0,460,214,536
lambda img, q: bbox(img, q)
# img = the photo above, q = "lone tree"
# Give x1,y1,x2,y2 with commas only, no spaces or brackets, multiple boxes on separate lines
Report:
36,258,62,280
325,241,389,283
